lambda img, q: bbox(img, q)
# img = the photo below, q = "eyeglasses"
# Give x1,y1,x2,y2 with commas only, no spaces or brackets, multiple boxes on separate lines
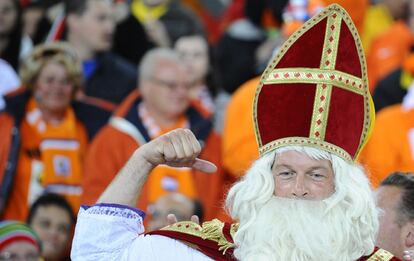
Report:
0,252,41,261
149,77,194,91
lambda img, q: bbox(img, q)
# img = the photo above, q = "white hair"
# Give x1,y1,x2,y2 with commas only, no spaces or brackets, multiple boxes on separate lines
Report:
225,146,379,261
138,48,181,81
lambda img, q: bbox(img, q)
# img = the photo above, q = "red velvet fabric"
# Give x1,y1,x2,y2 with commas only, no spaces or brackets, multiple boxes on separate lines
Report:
325,87,364,157
276,18,327,70
257,83,316,145
335,20,362,77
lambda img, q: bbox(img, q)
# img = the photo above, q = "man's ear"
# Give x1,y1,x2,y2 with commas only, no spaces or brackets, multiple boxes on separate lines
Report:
405,220,414,249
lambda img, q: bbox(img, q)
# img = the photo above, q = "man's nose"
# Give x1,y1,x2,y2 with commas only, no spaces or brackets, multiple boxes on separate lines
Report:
292,174,308,198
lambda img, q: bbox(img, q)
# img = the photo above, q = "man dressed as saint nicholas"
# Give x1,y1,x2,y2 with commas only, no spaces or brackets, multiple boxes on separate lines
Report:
71,4,410,261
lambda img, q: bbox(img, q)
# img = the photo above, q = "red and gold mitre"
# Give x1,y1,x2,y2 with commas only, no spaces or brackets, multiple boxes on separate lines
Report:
254,3,374,162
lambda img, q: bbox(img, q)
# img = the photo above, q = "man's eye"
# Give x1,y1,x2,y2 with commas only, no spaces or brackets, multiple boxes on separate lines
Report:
278,172,294,179
309,173,325,180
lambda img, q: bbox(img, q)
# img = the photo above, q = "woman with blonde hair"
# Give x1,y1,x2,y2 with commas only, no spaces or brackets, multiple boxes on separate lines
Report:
0,42,111,221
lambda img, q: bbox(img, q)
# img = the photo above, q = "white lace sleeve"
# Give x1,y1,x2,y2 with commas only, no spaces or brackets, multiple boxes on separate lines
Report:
70,204,213,261
71,203,146,260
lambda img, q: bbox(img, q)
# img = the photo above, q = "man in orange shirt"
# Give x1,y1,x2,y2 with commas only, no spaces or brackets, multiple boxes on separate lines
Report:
366,0,413,91
82,48,230,221
359,100,414,188
222,77,259,178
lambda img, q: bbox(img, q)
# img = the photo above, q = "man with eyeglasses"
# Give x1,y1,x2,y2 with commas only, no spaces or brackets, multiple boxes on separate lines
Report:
82,48,230,225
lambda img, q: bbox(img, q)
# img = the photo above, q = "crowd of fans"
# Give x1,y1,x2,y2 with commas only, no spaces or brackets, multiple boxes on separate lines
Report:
0,0,413,260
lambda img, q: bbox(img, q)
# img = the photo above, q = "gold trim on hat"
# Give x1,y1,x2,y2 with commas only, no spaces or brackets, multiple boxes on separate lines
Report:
310,10,342,141
264,68,365,95
259,137,352,162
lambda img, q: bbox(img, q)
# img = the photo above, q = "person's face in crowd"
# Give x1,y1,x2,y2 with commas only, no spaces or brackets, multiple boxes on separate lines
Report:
70,0,115,52
376,186,414,259
0,0,17,37
142,60,191,120
383,0,409,20
30,205,72,261
33,61,74,114
148,194,194,231
0,241,40,261
272,151,335,200
175,36,209,86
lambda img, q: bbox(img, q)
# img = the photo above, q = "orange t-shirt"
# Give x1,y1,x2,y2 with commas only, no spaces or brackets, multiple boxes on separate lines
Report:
358,104,414,187
222,77,260,177
367,22,414,92
145,115,197,203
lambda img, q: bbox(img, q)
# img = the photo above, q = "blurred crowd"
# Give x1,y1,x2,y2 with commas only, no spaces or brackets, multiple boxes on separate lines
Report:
0,0,413,260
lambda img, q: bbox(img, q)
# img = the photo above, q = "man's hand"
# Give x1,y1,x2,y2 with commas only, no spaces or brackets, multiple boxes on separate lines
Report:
167,214,200,225
404,250,414,260
137,128,217,173
97,129,216,206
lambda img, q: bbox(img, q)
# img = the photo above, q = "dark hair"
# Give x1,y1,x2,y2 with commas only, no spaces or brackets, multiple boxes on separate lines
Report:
0,0,23,71
64,0,88,15
380,172,414,225
27,193,76,225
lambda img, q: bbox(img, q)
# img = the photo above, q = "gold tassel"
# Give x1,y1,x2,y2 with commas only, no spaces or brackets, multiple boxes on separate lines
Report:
201,219,235,255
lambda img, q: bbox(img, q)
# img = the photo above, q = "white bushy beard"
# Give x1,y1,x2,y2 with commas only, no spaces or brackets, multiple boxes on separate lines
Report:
235,196,369,261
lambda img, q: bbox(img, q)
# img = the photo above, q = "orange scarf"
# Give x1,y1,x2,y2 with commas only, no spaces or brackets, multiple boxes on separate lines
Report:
18,98,86,214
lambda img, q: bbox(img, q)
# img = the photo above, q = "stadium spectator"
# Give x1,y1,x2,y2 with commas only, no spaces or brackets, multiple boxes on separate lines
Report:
147,192,203,231
28,193,75,261
66,0,137,105
0,221,42,261
0,0,33,71
376,172,414,260
82,48,230,221
0,42,111,221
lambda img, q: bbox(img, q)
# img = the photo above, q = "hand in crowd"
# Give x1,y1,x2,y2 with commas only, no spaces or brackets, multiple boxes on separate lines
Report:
138,128,217,173
167,214,200,225
404,250,414,260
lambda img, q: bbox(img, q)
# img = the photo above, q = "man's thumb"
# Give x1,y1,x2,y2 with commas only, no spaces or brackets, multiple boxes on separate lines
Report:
192,158,217,173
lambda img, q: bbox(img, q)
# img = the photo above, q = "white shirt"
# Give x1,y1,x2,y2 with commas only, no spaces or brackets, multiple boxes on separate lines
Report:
71,204,213,261
0,59,20,110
